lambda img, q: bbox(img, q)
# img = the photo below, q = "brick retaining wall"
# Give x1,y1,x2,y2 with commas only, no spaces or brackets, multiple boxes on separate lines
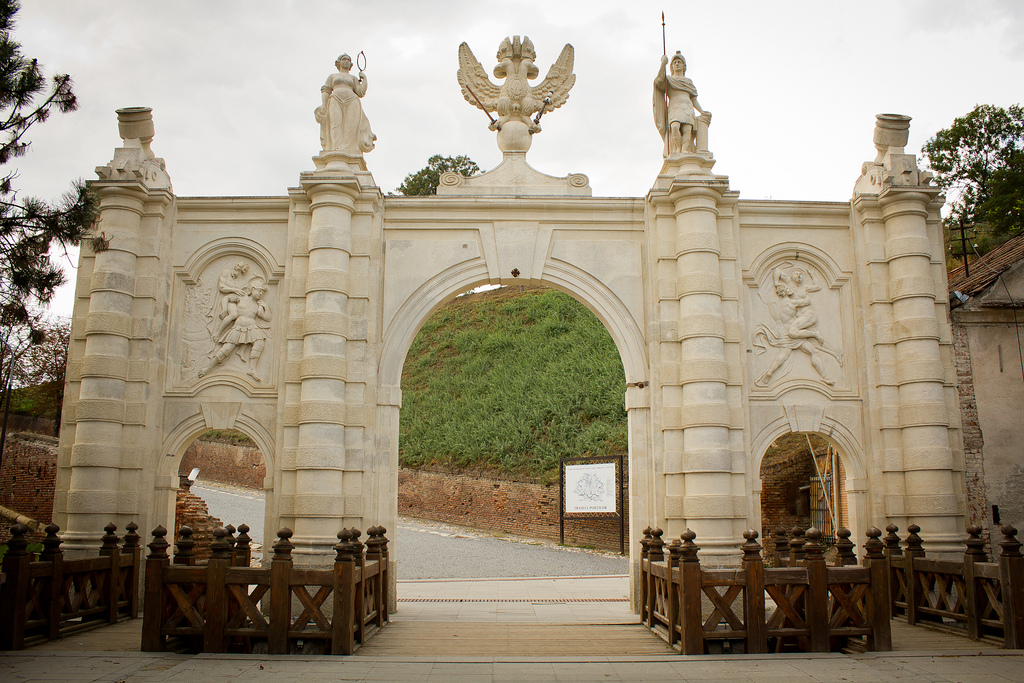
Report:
0,432,57,543
179,439,266,489
398,467,628,552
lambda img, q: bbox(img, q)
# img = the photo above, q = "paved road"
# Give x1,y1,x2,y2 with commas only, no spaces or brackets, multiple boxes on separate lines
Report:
191,483,265,548
192,482,628,578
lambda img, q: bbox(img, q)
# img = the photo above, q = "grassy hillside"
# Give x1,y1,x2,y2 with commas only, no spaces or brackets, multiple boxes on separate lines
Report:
400,286,627,482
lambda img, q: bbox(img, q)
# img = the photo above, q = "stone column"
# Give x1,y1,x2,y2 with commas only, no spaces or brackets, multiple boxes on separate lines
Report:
61,182,146,551
60,107,174,551
651,163,739,563
852,114,963,555
880,184,962,553
287,174,362,559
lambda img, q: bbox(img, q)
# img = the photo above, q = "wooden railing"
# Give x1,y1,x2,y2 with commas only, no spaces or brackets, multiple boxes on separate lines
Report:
142,524,389,655
0,522,141,650
881,523,1024,648
640,526,891,654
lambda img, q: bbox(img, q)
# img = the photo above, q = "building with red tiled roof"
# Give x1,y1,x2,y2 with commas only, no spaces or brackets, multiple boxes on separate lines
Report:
948,233,1024,545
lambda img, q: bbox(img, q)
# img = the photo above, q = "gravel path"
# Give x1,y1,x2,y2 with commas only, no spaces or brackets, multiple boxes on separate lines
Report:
192,482,628,579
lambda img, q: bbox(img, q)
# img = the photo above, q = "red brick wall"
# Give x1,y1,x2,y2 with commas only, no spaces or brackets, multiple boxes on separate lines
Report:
179,439,266,489
398,468,628,552
174,485,223,561
759,447,815,563
0,432,57,543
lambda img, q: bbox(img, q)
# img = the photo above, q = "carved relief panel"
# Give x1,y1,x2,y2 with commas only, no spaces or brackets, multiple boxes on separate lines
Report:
168,243,282,393
744,250,855,395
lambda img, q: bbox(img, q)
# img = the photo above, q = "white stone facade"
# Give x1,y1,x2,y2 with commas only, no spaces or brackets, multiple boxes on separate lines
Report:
54,52,966,605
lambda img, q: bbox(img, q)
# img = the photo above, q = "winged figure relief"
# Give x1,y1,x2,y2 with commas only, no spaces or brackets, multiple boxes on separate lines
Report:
457,35,575,134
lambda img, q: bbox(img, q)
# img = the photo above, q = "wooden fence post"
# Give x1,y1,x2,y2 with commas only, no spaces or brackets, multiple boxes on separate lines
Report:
39,523,64,640
882,524,901,617
666,539,681,647
203,528,231,653
647,528,664,630
883,524,902,557
963,525,987,640
803,528,829,652
0,524,32,649
365,526,387,628
772,526,789,567
998,525,1024,649
332,528,357,655
789,527,806,567
863,527,891,651
640,527,652,627
123,522,141,618
99,523,121,625
269,528,293,655
142,526,170,652
835,528,857,566
903,524,925,626
742,529,768,654
234,524,252,567
173,526,196,565
679,529,703,655
351,529,366,645
224,525,237,566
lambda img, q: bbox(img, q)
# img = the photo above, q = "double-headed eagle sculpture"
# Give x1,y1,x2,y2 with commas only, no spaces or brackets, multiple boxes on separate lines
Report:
457,36,575,140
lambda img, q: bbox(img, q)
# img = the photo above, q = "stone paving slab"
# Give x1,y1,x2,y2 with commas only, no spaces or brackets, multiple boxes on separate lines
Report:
4,650,1024,682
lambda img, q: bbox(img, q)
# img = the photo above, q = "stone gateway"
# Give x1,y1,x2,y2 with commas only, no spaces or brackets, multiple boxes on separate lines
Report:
54,39,966,605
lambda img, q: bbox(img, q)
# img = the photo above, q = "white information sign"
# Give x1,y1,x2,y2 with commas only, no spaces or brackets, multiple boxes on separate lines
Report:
564,462,617,514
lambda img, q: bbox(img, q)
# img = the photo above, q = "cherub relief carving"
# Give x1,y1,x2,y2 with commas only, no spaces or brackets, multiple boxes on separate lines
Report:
753,261,842,387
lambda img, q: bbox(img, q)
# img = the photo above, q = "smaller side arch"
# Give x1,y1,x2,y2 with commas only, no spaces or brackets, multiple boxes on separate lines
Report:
750,417,871,555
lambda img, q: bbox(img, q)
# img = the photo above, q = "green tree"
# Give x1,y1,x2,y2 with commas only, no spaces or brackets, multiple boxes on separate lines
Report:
0,0,98,333
395,154,479,196
8,315,69,435
923,104,1024,254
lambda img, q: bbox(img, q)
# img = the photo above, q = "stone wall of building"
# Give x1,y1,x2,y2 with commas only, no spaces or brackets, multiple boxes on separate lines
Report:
398,467,628,552
0,432,57,543
952,318,989,540
179,439,266,490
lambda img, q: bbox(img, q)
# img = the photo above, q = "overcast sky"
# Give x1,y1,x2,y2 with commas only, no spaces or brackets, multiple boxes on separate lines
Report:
11,0,1024,315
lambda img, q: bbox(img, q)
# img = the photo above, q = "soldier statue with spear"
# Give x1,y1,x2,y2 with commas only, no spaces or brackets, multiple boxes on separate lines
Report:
653,13,710,158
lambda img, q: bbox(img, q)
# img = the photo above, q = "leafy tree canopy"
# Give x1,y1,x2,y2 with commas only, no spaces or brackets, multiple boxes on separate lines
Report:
0,0,98,332
395,154,480,196
923,104,1024,243
4,314,68,435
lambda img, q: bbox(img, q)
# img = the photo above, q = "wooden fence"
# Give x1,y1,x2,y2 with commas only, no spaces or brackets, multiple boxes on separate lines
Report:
881,523,1024,648
142,524,389,655
0,522,141,650
640,526,891,654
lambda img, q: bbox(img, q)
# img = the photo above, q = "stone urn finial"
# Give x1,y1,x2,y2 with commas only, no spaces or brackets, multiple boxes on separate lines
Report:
116,107,156,158
873,113,912,163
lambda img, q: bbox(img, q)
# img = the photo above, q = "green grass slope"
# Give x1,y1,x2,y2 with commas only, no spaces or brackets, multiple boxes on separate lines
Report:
399,286,627,482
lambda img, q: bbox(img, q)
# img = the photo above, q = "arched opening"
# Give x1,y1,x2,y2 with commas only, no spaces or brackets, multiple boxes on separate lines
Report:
375,254,651,596
758,432,849,565
396,284,630,577
174,428,268,564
